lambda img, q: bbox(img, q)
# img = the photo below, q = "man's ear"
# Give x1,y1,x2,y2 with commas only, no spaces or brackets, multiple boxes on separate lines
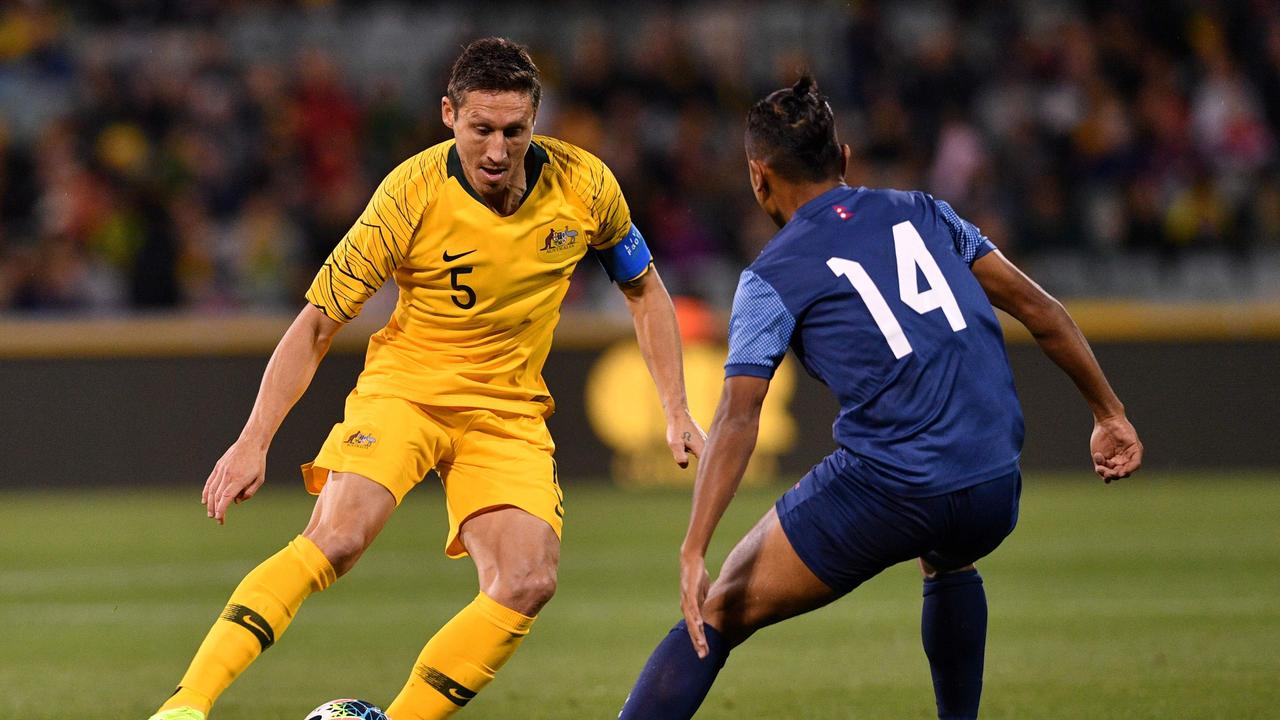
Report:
441,96,455,129
839,143,851,180
749,158,769,200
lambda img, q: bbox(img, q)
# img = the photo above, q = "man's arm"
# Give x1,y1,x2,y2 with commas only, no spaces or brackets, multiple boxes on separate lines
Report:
971,250,1143,481
676,374,769,657
203,304,343,523
619,267,707,466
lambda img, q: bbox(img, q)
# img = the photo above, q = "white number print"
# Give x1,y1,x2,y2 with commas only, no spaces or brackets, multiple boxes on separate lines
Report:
826,221,967,359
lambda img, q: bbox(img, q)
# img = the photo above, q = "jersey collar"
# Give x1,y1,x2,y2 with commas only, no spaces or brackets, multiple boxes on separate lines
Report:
447,140,550,213
793,183,855,223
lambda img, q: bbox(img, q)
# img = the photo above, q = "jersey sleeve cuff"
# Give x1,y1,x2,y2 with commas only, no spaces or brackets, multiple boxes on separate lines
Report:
970,239,996,264
725,363,777,379
305,295,353,323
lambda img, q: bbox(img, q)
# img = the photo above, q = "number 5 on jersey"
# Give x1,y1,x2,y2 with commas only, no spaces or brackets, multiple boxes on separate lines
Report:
827,220,967,359
449,266,476,309
442,249,478,309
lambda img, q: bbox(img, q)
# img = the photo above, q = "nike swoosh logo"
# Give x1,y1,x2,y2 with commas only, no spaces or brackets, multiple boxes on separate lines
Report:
442,249,476,262
418,665,477,706
221,603,276,651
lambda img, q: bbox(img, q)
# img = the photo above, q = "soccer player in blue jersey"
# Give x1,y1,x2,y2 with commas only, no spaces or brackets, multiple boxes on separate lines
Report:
618,76,1143,720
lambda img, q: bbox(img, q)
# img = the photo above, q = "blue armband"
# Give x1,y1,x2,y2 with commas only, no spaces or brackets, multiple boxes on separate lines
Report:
594,224,653,283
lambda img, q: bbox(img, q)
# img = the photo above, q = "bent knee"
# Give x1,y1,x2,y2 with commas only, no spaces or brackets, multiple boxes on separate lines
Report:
918,557,977,580
488,568,558,616
700,587,758,648
306,526,374,578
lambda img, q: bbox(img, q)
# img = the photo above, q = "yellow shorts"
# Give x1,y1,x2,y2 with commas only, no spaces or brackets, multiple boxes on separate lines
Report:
301,390,564,558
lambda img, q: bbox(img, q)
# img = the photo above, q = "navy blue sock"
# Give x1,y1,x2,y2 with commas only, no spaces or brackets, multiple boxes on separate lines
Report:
618,620,729,720
921,569,987,720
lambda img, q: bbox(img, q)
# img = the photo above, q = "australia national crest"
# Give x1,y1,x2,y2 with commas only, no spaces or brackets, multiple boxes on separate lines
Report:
538,225,580,260
343,430,377,450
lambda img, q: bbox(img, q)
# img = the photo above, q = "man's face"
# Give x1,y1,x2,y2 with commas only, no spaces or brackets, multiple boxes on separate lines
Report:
443,90,536,198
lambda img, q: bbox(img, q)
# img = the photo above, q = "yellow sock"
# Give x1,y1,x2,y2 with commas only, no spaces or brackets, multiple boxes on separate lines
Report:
386,593,536,720
158,535,336,714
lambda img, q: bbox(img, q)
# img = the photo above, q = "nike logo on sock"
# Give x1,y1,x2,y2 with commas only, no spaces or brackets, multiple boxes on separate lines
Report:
220,603,275,651
417,664,478,706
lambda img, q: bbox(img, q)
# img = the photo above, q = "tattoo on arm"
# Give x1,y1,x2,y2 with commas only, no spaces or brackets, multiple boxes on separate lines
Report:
682,431,692,444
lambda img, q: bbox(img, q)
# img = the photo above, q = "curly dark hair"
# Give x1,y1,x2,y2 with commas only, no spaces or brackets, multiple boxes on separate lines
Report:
745,75,842,183
447,37,542,110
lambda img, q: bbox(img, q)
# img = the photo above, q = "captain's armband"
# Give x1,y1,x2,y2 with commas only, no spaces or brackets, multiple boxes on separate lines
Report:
593,224,653,284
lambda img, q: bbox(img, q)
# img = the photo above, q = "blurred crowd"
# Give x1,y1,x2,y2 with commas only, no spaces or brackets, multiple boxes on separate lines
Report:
1,0,1279,314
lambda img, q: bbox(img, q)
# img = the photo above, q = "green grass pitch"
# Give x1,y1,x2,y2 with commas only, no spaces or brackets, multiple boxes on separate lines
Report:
2,473,1278,719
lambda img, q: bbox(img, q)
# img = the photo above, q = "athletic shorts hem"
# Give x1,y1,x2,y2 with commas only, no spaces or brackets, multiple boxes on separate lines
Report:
300,460,413,505
444,502,565,560
775,457,1021,595
775,498,849,593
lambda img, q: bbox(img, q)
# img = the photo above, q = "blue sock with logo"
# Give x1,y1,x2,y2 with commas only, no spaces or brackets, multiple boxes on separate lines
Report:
921,569,987,720
618,620,729,720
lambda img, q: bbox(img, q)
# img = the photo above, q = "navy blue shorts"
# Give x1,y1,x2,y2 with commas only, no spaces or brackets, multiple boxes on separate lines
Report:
776,452,1021,595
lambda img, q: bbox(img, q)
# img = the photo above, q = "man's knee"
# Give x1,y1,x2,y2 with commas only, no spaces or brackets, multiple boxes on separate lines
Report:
301,472,395,578
919,557,977,580
700,584,757,648
489,565,558,616
305,524,374,578
462,507,561,615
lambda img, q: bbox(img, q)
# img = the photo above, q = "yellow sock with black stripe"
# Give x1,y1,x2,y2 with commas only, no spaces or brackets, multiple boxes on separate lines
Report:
158,535,336,714
386,593,535,719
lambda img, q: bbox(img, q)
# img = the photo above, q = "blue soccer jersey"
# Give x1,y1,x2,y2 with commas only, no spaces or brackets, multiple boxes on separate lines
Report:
726,185,1024,496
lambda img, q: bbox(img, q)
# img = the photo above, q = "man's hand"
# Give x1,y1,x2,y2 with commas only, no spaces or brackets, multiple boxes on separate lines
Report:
200,305,339,524
667,410,707,468
1090,415,1143,483
679,551,712,658
203,439,268,524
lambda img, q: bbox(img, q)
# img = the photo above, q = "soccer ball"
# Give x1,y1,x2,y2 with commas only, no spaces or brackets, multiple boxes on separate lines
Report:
304,698,389,720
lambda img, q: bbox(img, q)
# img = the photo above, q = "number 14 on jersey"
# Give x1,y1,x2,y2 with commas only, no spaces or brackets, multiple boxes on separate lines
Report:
827,220,967,359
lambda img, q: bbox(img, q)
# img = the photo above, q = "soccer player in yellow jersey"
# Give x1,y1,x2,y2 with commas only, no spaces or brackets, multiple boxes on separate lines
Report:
149,38,706,720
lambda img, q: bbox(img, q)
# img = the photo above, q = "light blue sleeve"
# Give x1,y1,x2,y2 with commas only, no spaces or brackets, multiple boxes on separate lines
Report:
934,198,996,265
724,270,796,379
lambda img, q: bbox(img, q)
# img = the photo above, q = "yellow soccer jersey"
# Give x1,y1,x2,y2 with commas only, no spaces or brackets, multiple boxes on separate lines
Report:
305,135,643,417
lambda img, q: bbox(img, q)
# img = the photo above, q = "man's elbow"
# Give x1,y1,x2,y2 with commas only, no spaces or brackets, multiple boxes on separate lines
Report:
1018,295,1073,339
720,395,766,432
620,265,662,299
299,305,343,346
314,324,339,349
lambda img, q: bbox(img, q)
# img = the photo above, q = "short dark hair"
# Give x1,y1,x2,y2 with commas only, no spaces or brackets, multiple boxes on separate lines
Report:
447,37,542,110
746,75,842,183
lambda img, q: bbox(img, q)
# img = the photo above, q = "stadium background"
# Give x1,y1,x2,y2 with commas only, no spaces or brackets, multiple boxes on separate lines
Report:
0,2,1277,719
